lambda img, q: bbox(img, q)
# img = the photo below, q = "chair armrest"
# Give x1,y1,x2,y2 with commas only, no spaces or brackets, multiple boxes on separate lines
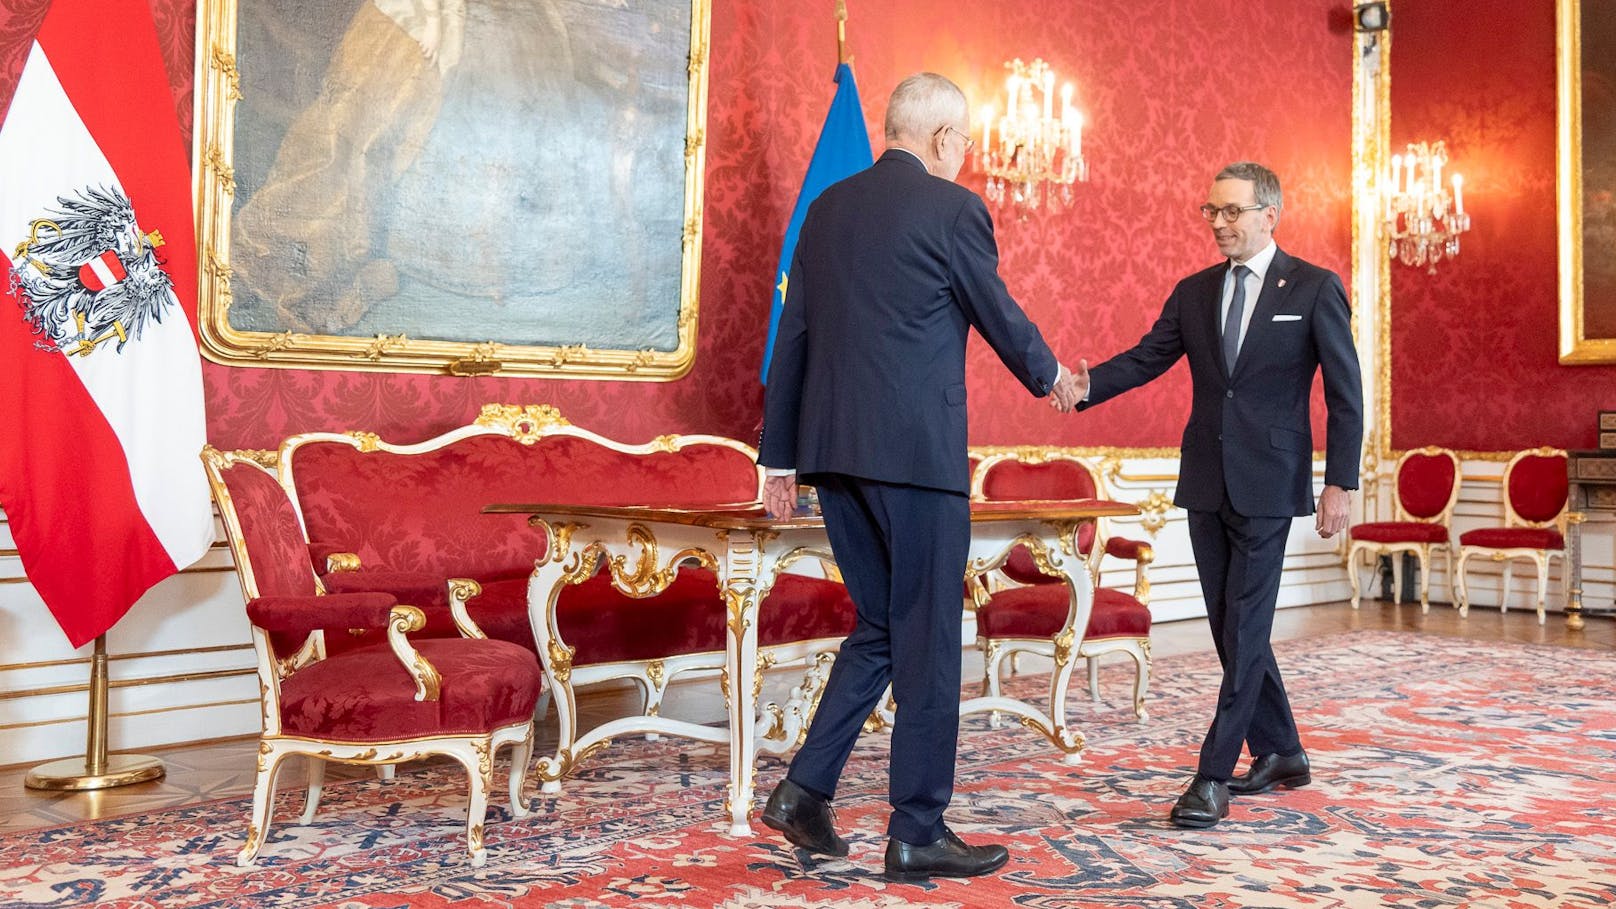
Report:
1104,537,1153,562
446,578,490,639
246,595,442,701
1100,538,1155,605
307,543,360,573
322,569,453,608
246,592,398,633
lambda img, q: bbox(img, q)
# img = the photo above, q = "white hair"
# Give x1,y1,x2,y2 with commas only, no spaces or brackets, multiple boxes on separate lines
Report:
884,72,967,142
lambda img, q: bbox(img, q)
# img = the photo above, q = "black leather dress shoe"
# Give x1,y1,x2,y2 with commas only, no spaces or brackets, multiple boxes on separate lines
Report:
1229,750,1312,795
760,778,848,857
1169,774,1230,828
884,827,1009,882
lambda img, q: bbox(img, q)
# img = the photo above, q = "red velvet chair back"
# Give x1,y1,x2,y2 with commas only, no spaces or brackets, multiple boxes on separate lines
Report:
202,448,323,660
1504,449,1569,526
284,418,763,583
214,456,318,600
1396,448,1460,521
972,453,1101,573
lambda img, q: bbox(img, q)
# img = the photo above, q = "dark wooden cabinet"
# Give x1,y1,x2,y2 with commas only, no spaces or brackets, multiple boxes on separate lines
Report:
1566,450,1616,629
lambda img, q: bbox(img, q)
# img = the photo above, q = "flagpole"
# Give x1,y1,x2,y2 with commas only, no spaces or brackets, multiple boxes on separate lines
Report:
24,635,165,790
836,0,849,64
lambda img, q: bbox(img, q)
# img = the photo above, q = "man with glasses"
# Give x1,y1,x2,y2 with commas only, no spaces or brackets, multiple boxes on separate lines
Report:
758,72,1084,880
1077,161,1362,828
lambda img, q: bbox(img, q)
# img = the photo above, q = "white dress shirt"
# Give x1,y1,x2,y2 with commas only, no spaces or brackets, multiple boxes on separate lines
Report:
1222,240,1278,362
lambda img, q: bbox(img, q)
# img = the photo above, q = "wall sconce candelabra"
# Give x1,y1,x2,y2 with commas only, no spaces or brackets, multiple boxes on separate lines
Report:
977,58,1087,216
1383,140,1471,273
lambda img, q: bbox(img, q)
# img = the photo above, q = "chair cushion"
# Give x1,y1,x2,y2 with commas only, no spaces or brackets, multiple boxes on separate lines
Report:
1350,521,1450,544
1459,527,1565,551
976,585,1150,640
469,566,855,664
277,638,542,740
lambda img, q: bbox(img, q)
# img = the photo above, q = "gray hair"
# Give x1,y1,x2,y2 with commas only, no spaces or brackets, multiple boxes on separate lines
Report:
884,72,968,142
1216,161,1283,213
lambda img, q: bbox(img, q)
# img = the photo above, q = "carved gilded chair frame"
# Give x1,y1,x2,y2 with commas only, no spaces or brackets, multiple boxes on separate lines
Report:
192,0,711,379
202,446,532,868
1455,447,1571,625
1346,446,1463,614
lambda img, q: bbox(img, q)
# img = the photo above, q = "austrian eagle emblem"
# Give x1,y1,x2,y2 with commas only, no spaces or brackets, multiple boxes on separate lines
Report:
8,185,175,357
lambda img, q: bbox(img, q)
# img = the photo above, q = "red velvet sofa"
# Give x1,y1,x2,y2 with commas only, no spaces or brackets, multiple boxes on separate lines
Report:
274,403,856,743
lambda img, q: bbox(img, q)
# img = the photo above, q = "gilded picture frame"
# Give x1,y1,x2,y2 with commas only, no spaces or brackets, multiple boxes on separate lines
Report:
1558,0,1616,364
192,0,710,379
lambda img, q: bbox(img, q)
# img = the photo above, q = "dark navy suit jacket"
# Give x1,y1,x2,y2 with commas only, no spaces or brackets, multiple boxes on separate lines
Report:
1082,248,1362,517
759,150,1060,494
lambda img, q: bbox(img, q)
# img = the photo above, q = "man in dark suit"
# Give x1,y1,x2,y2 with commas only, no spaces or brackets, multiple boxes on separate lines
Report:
1078,161,1362,828
757,72,1083,881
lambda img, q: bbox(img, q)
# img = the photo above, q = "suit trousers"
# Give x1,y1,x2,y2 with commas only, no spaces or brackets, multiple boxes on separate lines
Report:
1187,496,1302,779
785,473,970,845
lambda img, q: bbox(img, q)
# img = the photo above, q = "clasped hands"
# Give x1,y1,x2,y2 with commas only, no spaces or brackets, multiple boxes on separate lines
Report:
1048,358,1089,413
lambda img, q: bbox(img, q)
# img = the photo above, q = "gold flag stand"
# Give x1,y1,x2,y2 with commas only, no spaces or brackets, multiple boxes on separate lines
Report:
24,635,165,790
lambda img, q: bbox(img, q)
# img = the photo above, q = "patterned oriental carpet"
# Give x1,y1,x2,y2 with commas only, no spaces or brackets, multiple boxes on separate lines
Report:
4,631,1616,909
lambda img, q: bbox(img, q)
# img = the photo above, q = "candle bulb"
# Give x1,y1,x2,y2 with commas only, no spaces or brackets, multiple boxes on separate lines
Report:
1452,173,1464,216
1007,75,1020,121
1042,69,1054,121
981,105,993,157
1071,110,1083,159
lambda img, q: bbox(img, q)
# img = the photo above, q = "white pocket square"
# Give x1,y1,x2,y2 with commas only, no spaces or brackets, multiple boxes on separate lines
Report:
1271,314,1302,322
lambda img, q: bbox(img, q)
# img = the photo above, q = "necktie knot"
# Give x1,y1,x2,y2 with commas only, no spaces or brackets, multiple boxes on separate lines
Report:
1232,264,1252,282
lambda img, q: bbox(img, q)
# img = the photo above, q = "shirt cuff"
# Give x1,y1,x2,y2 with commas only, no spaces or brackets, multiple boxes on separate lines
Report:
764,467,795,477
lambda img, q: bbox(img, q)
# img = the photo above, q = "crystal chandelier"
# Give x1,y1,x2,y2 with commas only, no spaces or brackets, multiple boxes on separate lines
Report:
976,58,1087,216
1383,140,1471,273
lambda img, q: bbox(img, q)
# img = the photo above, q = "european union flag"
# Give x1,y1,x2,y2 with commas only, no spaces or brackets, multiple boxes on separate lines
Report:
759,63,873,383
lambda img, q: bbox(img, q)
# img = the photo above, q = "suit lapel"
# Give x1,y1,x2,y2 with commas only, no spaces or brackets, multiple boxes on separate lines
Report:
1207,266,1233,379
1231,248,1298,381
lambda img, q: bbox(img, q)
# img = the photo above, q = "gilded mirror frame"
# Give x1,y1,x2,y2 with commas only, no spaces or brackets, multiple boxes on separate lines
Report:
1557,0,1616,364
192,0,710,379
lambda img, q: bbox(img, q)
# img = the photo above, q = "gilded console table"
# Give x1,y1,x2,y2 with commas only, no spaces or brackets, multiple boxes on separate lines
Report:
485,499,1136,836
1566,449,1616,630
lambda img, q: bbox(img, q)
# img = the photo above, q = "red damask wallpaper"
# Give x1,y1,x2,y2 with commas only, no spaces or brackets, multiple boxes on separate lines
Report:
1389,0,1616,451
1,0,1354,451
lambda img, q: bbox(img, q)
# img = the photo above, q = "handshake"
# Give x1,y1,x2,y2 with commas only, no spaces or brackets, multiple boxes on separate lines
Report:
1048,358,1090,413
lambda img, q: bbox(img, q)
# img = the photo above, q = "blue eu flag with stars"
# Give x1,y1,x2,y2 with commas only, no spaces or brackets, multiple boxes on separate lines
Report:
759,63,873,383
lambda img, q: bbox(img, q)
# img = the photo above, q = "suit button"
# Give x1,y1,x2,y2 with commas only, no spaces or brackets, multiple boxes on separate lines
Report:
1226,389,1234,398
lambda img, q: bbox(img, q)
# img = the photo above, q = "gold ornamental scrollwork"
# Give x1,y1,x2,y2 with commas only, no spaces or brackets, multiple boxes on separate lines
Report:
607,525,718,597
1019,716,1085,755
476,403,571,441
1134,491,1175,537
545,636,576,684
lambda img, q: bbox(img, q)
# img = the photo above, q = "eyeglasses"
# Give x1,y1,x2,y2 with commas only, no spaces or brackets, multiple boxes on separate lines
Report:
1199,203,1266,223
937,124,976,154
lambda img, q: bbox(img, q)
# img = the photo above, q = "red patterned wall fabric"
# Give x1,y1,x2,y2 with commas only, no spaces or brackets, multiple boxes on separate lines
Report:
1389,0,1616,451
1,1,1353,450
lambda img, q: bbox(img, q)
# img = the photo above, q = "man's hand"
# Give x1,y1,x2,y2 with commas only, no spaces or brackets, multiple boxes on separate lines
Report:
764,473,799,519
1315,484,1351,539
1049,359,1090,413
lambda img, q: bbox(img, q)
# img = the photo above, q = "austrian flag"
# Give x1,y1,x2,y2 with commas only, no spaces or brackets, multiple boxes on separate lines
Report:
0,0,213,647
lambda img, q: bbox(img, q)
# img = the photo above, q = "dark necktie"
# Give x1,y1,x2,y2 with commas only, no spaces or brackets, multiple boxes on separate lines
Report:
1223,264,1252,375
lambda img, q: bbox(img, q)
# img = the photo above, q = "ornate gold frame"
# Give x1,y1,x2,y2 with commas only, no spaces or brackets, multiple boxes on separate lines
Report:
1556,0,1616,364
191,0,711,379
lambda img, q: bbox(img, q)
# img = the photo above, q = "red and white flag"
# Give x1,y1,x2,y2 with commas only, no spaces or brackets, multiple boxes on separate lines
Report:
0,0,212,647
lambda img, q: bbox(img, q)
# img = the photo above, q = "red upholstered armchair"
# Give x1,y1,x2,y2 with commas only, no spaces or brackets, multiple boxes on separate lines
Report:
202,447,542,868
967,451,1154,722
1456,447,1570,624
1347,446,1462,612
